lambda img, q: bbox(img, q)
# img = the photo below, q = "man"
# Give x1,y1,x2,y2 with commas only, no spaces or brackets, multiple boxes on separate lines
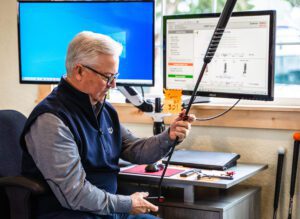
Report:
21,31,195,219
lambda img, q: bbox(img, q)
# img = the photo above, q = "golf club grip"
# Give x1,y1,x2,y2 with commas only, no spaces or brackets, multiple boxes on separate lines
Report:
273,148,285,211
290,140,300,197
288,133,300,219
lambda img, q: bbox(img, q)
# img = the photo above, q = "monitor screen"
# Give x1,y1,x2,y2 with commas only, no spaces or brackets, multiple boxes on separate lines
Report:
163,11,275,101
18,0,154,86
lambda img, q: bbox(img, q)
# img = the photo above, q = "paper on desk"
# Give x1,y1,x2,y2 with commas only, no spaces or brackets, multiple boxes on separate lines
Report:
121,164,184,177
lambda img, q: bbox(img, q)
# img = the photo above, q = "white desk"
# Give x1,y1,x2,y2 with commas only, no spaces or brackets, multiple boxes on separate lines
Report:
119,163,267,202
118,163,267,219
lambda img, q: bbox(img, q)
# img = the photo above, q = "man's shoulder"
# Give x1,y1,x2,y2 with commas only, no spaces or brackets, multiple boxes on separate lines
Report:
27,94,70,129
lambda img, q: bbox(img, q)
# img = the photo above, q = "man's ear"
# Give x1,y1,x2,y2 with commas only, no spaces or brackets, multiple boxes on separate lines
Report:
74,65,83,81
78,66,82,75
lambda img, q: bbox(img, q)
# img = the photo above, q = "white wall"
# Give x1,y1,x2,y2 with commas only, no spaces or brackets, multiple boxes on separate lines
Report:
0,0,299,218
0,0,38,116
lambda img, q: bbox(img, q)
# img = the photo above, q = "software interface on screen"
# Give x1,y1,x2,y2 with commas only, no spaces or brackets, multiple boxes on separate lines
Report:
18,1,154,85
164,13,274,100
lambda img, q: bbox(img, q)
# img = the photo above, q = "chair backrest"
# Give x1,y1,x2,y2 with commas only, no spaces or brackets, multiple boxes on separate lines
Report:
0,110,27,177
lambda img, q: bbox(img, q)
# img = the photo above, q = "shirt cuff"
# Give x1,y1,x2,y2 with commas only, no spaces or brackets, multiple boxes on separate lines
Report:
109,194,132,213
157,128,177,149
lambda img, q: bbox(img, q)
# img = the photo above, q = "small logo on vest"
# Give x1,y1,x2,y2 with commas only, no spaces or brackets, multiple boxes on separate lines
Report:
108,127,113,134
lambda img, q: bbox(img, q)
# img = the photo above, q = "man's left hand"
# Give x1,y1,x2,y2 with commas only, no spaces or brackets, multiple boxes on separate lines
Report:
169,109,195,141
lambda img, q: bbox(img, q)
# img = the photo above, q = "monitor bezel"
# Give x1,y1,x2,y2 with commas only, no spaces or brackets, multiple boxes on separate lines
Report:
163,10,276,101
17,0,155,86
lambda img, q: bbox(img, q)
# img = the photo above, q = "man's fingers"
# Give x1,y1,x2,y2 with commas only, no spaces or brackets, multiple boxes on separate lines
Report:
177,109,195,122
130,192,159,214
140,193,158,212
140,197,159,213
149,205,159,212
175,121,191,130
174,126,191,140
145,201,159,212
174,132,186,140
169,110,194,141
175,126,189,134
187,114,196,122
140,192,149,198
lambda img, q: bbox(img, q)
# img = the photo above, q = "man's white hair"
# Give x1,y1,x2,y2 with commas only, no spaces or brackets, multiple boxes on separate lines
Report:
66,31,123,75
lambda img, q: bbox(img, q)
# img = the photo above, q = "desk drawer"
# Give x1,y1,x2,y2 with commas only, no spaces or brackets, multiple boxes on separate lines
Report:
159,207,219,219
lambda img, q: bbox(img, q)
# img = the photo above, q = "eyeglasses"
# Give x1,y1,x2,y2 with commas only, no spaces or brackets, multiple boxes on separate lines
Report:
81,64,119,85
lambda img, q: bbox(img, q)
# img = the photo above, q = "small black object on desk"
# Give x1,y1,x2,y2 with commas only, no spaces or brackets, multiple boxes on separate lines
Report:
145,163,165,172
180,169,201,177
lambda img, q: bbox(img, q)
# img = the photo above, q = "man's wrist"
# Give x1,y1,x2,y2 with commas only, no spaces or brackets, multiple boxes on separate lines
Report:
161,128,175,144
109,194,132,213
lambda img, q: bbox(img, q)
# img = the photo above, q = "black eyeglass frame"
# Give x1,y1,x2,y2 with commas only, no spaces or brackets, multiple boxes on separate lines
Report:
81,64,119,85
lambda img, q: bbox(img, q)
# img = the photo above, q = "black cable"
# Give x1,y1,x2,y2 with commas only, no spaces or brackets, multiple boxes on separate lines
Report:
195,99,240,121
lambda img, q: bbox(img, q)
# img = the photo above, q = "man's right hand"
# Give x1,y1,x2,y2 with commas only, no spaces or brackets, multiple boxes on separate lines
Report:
130,192,158,214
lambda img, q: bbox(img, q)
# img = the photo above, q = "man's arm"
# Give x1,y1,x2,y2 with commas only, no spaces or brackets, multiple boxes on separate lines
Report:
120,125,175,164
120,110,195,164
25,113,131,215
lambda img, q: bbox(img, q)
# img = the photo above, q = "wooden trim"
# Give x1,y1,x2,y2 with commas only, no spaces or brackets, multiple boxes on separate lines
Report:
36,85,300,130
36,85,52,103
112,103,300,130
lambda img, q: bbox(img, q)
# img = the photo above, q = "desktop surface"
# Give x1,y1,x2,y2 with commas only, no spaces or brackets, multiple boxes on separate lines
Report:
119,163,267,189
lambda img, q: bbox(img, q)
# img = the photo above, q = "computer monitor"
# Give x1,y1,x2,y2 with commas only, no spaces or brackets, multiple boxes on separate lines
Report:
163,11,276,101
18,0,154,86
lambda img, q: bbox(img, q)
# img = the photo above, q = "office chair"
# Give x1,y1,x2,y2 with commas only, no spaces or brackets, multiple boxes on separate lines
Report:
0,110,46,219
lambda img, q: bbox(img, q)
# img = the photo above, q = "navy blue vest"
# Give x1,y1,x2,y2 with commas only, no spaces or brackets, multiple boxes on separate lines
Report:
21,78,122,213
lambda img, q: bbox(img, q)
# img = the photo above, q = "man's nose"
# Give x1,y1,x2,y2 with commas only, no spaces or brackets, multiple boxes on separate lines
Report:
108,79,117,88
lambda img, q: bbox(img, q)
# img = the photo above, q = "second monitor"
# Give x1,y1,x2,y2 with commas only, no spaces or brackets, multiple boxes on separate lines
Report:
163,11,276,101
